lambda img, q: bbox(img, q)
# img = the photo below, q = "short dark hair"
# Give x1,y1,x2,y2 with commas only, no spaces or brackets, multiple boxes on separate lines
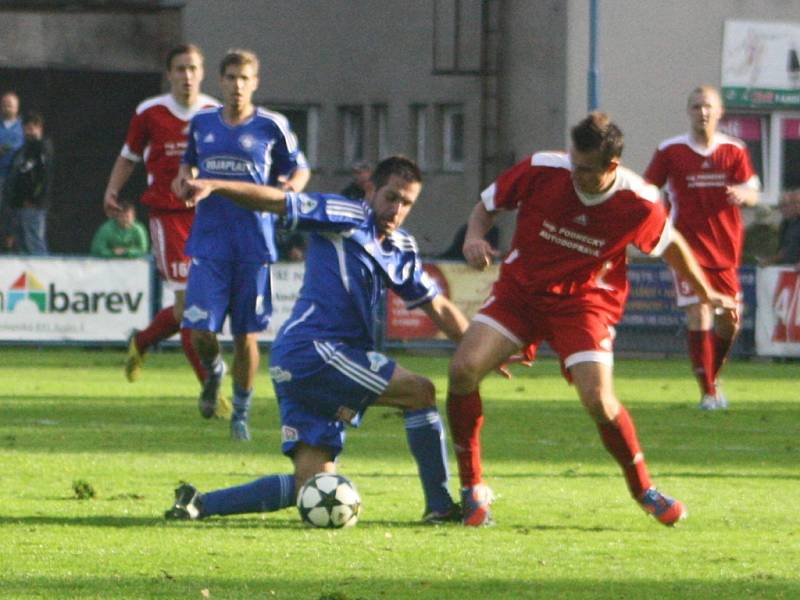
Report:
22,111,44,127
117,199,135,212
166,43,204,71
219,49,259,76
370,155,422,190
570,111,624,165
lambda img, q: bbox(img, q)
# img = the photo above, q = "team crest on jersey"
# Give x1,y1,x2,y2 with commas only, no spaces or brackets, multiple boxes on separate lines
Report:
269,366,293,383
281,425,299,442
366,351,389,373
182,125,190,135
183,304,209,323
238,133,256,151
573,214,589,226
299,195,318,214
701,159,712,169
203,132,215,143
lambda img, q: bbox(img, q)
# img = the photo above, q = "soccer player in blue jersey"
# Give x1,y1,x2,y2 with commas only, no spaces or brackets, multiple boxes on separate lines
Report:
174,49,310,440
165,156,470,523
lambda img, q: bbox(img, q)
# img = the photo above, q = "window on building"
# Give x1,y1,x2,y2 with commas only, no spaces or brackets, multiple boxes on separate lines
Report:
781,118,800,190
339,106,364,167
411,104,429,169
372,104,390,161
271,105,320,168
441,104,465,172
721,113,800,203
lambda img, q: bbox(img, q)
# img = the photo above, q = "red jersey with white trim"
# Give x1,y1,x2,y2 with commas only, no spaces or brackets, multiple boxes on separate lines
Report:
644,133,758,269
483,152,671,320
121,93,219,213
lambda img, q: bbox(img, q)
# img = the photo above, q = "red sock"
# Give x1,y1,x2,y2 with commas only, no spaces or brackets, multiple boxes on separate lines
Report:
180,328,207,383
687,330,716,395
134,307,180,353
596,405,652,499
711,331,735,382
446,390,484,488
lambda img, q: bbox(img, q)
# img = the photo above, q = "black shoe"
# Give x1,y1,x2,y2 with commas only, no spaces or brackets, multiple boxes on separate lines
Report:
421,502,463,524
164,484,203,520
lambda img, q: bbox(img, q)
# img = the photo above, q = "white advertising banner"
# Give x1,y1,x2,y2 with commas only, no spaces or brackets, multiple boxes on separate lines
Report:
162,262,305,343
0,257,152,342
722,20,800,109
755,266,800,356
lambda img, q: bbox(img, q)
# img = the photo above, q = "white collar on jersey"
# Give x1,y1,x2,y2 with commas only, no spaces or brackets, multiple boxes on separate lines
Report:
573,170,623,206
685,131,725,157
164,93,216,121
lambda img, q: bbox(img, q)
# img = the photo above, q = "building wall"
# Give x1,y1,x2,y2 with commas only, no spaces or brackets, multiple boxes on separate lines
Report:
183,0,485,254
565,0,800,182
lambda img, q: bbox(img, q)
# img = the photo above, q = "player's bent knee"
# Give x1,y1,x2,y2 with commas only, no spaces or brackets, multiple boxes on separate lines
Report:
405,376,436,410
448,355,481,392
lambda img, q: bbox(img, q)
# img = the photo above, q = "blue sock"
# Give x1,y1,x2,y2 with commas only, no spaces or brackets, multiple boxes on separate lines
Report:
404,407,453,514
233,383,253,422
200,474,294,516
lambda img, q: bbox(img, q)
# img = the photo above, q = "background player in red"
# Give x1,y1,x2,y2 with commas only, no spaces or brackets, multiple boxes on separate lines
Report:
102,44,226,415
645,85,760,410
446,112,737,527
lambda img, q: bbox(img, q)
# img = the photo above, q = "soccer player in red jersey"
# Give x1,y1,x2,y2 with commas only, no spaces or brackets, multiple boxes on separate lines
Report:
102,44,226,414
645,86,760,410
446,112,737,527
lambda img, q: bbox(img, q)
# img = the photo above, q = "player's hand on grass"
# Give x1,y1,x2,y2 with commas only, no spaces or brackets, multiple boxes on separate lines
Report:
463,238,499,271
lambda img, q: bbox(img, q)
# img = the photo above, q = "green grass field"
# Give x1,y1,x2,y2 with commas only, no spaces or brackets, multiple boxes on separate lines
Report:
1,347,798,599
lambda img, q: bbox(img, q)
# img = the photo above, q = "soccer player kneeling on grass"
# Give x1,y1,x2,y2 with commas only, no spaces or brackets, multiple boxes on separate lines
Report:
165,156,472,523
446,113,738,527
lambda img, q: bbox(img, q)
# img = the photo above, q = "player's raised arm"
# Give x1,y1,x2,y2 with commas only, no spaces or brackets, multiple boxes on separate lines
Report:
463,202,500,270
661,229,737,312
181,177,288,214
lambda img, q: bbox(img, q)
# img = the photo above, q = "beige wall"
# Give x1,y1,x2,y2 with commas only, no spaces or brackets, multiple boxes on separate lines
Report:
566,0,800,176
184,0,485,254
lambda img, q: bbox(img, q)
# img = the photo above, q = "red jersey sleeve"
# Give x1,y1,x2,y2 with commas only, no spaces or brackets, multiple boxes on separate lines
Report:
481,155,538,212
631,198,670,256
732,145,756,185
122,110,148,161
643,148,668,188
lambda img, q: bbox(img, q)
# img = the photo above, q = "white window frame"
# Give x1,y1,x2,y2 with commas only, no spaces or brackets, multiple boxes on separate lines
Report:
411,104,429,169
373,104,390,161
441,104,465,172
340,106,364,167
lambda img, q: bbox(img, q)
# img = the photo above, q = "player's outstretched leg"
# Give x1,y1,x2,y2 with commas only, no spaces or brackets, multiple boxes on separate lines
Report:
404,407,461,523
125,307,180,382
164,475,295,520
198,356,228,419
231,384,253,441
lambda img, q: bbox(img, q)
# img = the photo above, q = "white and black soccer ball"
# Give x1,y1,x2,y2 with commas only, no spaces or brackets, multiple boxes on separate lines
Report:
297,473,361,528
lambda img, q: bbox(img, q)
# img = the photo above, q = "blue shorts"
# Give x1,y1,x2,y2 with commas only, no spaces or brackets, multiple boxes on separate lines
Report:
182,257,272,335
270,340,396,458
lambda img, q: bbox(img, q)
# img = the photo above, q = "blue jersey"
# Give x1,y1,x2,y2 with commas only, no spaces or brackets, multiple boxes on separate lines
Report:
273,192,439,359
183,107,306,263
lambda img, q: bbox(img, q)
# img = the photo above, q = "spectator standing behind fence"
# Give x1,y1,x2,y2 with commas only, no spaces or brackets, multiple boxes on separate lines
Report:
90,200,149,258
3,111,54,255
0,91,24,208
644,85,759,411
760,190,800,268
339,161,372,199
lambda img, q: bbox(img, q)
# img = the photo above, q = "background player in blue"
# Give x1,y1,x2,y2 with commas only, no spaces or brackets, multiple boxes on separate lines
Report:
165,156,473,523
174,49,310,440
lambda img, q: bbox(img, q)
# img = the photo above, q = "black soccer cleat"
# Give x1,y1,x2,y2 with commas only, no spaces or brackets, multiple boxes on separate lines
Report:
422,502,463,524
164,483,203,520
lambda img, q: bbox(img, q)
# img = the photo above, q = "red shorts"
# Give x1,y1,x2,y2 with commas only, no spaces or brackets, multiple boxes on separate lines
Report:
475,277,616,381
671,265,741,308
148,211,194,289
